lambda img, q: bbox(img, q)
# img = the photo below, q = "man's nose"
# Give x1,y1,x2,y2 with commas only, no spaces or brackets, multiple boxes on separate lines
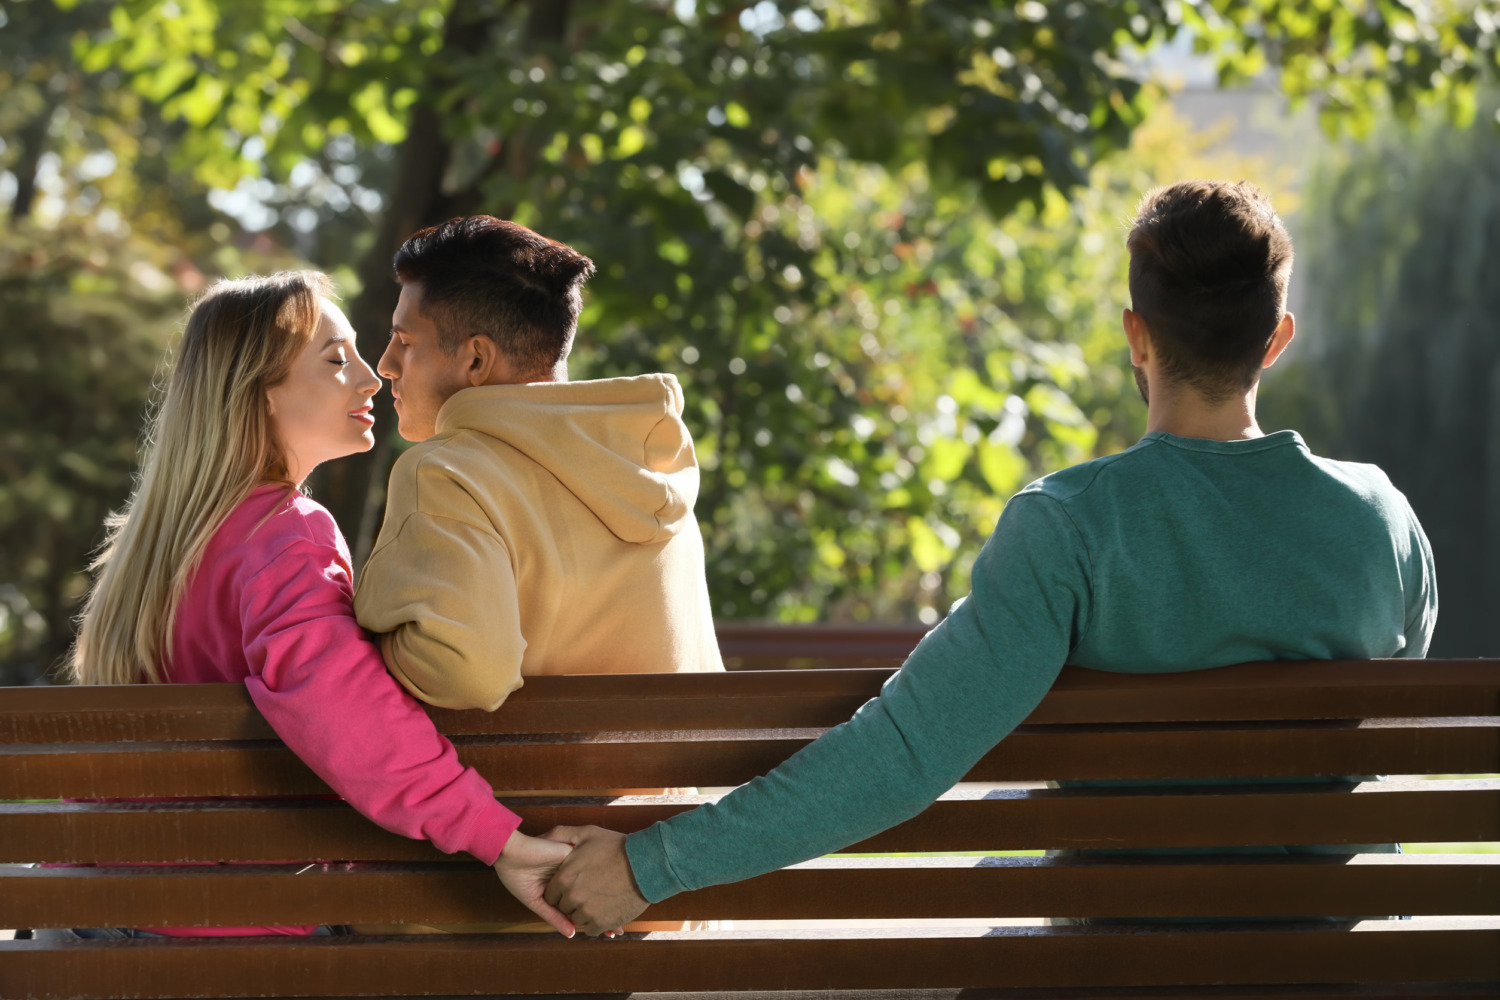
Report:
376,342,399,381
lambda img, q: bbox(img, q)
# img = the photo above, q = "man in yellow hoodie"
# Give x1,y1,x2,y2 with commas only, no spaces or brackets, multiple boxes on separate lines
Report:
354,216,722,706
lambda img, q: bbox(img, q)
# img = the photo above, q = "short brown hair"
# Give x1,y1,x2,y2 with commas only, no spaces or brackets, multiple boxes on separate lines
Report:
393,216,596,376
1126,180,1294,403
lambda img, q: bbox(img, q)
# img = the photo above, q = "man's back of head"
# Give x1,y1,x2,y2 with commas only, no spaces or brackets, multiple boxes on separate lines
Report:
383,217,597,442
1126,180,1295,409
395,216,596,378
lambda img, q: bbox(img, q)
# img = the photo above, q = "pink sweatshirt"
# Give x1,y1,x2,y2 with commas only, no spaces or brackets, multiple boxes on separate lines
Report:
152,484,521,936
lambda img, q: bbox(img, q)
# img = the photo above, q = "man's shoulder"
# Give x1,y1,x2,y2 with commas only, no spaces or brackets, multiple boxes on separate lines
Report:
382,429,539,538
1302,450,1399,496
1014,441,1157,507
387,430,505,494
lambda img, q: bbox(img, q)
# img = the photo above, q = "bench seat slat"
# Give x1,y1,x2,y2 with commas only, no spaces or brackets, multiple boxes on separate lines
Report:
7,856,1498,927
5,780,1495,864
4,721,1495,798
6,923,1498,997
2,662,1495,744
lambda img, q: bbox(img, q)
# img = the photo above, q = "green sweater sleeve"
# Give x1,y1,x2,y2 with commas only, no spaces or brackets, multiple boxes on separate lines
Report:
1397,503,1438,657
625,493,1093,902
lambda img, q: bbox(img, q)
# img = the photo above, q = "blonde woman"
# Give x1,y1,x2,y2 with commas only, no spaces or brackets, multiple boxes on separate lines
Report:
58,271,573,940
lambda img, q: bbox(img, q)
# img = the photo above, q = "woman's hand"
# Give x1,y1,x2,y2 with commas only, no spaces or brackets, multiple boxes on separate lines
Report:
492,830,576,937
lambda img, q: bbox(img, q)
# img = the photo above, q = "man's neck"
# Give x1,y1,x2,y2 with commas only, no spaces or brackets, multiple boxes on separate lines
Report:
1145,385,1264,442
480,360,569,387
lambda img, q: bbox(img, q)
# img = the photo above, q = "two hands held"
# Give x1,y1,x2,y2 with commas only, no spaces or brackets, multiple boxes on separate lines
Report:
492,826,650,937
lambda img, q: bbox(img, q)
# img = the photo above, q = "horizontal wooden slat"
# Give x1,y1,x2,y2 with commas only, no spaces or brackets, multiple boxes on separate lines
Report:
3,661,1496,745
5,780,1495,864
5,922,1498,997
719,621,924,669
957,987,1500,1000
202,986,1500,1000
715,622,930,650
4,719,1495,799
8,855,1497,928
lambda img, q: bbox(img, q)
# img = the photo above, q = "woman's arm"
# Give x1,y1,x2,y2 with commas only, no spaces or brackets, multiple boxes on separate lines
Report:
237,534,573,933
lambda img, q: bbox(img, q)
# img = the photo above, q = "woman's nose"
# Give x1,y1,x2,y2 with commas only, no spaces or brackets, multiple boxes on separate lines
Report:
357,356,382,396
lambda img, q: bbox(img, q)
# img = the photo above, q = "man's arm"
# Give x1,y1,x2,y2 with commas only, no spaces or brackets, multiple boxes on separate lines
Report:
355,504,527,711
1397,504,1438,657
547,494,1092,932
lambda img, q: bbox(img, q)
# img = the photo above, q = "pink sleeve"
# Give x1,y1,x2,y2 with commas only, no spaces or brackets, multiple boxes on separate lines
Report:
239,533,521,864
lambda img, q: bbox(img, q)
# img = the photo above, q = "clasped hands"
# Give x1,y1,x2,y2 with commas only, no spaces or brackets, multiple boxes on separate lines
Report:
492,826,648,937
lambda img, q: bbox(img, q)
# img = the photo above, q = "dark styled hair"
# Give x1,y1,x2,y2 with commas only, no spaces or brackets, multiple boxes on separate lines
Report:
1126,180,1294,403
393,216,596,376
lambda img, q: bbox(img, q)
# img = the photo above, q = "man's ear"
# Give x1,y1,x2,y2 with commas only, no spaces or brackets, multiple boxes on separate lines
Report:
1123,308,1151,367
466,335,500,387
1261,312,1296,370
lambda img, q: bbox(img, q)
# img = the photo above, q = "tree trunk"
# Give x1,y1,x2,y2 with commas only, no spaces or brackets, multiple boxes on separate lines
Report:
316,0,573,565
9,99,59,223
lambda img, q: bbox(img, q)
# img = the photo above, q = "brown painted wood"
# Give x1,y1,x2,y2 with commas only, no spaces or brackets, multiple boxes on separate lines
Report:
956,988,1500,1000
4,719,1495,799
8,855,1497,927
6,923,1499,997
131,988,1500,1000
6,780,1495,864
233,990,1500,1000
3,661,1496,745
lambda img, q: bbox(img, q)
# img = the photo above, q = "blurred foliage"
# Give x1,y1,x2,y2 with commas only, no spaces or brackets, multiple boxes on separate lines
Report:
1260,92,1500,657
65,0,1488,616
65,1,1498,215
0,0,306,678
0,224,180,681
0,0,1494,680
579,104,1284,621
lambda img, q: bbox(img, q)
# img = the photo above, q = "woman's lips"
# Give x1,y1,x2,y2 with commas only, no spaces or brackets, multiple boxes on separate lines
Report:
349,406,375,426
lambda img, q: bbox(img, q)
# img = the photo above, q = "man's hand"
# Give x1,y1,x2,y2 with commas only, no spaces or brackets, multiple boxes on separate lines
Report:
542,825,649,935
493,829,576,937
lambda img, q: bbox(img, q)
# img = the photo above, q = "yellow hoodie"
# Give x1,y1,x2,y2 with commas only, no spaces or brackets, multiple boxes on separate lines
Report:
354,373,723,711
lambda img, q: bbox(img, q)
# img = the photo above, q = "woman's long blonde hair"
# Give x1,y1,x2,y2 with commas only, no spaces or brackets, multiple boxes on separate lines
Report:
71,271,332,685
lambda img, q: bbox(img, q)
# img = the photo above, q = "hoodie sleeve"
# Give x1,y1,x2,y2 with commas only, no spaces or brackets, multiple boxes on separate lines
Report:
356,506,528,712
239,534,521,864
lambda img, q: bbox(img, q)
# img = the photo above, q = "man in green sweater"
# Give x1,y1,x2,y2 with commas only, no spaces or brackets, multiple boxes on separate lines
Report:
542,179,1438,935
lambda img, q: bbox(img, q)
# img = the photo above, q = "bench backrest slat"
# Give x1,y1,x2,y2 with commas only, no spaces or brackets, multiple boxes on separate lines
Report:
10,854,1499,928
10,925,1500,996
4,717,1494,799
3,661,1496,744
5,780,1496,865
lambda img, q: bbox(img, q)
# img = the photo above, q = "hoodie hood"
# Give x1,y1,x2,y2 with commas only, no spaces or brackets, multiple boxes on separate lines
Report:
432,374,699,545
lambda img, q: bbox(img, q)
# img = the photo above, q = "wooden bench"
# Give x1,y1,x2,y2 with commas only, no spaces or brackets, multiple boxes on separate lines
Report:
3,658,1498,999
716,622,929,670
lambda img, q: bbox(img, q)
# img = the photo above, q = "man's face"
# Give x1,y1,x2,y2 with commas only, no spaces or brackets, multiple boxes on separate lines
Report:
379,282,473,442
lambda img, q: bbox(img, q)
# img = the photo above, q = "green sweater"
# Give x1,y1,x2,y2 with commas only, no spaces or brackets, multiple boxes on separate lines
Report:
626,430,1438,902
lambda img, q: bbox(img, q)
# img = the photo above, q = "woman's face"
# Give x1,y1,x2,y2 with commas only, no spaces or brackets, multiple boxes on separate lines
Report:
266,299,382,485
